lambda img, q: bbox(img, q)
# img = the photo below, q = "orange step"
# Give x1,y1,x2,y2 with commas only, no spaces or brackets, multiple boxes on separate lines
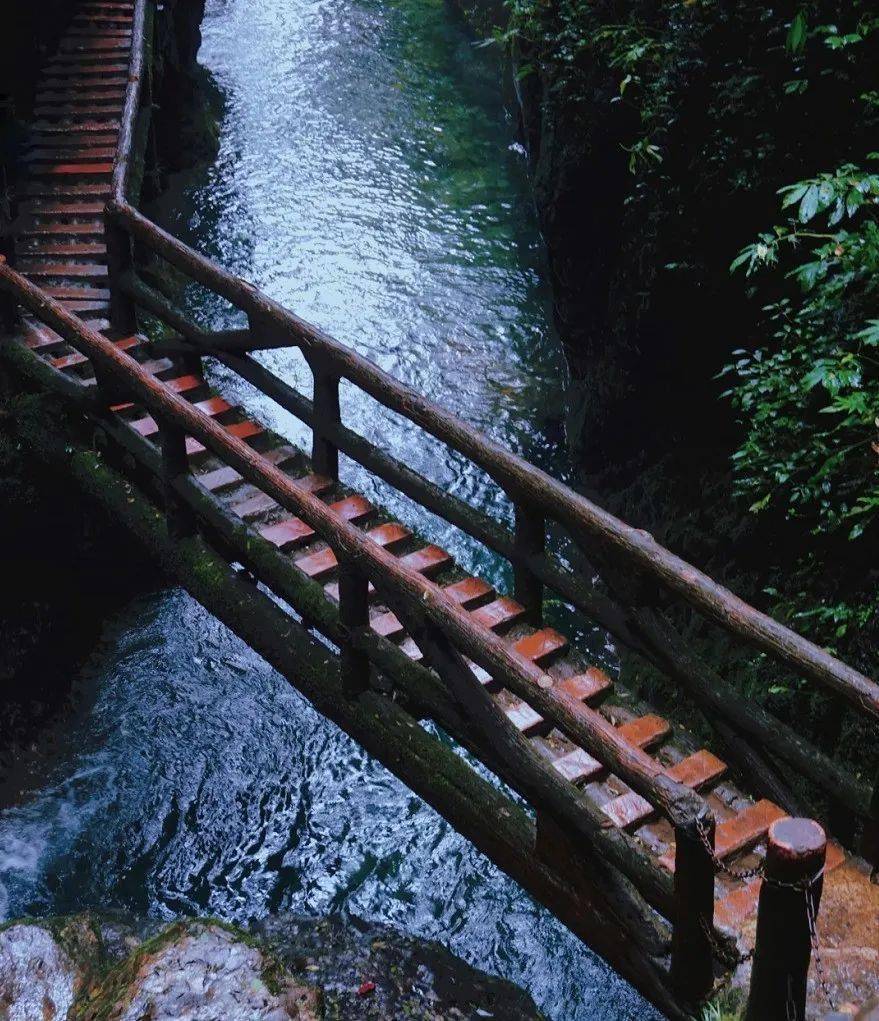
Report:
259,496,373,551
230,474,333,520
506,701,549,737
471,597,525,632
185,420,263,457
397,544,452,577
19,242,107,257
443,576,495,608
109,375,204,409
28,162,115,175
370,610,404,641
616,714,669,749
512,628,569,666
659,800,787,873
51,334,140,370
600,751,723,829
19,262,109,279
197,447,304,492
554,667,612,704
297,522,412,580
130,397,233,437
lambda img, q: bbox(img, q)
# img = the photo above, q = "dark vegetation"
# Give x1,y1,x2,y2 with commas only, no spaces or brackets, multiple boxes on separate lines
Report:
482,0,879,792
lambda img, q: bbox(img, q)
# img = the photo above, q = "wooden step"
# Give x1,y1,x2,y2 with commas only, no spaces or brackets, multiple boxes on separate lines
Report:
22,201,106,217
600,751,727,831
32,120,120,134
471,597,526,632
129,397,233,438
259,496,374,552
506,701,550,737
616,714,669,749
397,544,453,578
18,222,104,237
197,447,307,493
24,323,66,351
109,374,204,406
24,181,112,198
18,242,107,258
25,146,117,161
443,576,495,609
41,284,111,301
185,421,264,457
41,78,127,92
512,628,569,666
59,38,130,53
19,262,109,280
551,713,673,787
51,334,139,370
34,106,123,121
230,474,334,521
554,667,612,703
297,523,413,581
659,800,787,872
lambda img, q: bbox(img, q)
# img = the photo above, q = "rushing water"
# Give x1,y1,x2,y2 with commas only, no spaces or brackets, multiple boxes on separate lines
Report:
0,0,660,1017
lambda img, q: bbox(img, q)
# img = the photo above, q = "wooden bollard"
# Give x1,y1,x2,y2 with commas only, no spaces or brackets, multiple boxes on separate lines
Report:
745,817,827,1021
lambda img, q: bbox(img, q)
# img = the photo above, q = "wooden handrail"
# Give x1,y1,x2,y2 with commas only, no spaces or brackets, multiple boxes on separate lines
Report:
106,197,879,723
111,0,148,204
0,255,698,908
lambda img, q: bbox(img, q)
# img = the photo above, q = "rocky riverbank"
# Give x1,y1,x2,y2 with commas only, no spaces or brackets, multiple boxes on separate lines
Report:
0,912,546,1019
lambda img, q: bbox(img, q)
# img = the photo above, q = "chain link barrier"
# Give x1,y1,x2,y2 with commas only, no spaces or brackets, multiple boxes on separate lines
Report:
693,817,837,1013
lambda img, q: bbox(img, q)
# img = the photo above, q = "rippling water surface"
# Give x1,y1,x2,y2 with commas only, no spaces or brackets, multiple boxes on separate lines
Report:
0,0,659,1017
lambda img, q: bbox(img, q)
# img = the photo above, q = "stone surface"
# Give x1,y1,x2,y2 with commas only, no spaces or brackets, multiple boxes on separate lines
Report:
0,913,546,1020
0,923,78,1021
114,925,318,1021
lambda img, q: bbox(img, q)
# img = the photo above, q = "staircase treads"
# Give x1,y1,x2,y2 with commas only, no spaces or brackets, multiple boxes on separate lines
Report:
51,333,140,369
184,421,264,458
24,182,112,199
443,576,495,608
18,242,107,258
260,495,374,551
554,668,612,703
19,262,109,280
22,199,107,216
230,473,333,520
129,397,233,438
296,523,413,581
512,628,568,666
109,375,206,409
32,120,121,133
40,284,111,301
26,145,118,161
471,596,526,632
197,446,308,493
17,222,104,237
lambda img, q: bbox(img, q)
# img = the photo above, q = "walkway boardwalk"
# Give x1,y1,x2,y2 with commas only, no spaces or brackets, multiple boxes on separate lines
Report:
1,3,877,1018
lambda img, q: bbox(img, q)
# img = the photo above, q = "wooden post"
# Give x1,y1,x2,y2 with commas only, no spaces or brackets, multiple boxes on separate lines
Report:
0,256,17,332
513,503,544,623
105,220,137,335
671,805,717,1003
308,354,340,481
745,817,827,1021
338,558,370,697
159,418,196,539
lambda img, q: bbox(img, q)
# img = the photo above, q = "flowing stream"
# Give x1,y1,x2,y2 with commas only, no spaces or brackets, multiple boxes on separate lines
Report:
0,0,660,1017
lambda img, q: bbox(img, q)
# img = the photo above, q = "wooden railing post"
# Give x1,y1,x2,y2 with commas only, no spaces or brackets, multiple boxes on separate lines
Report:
513,502,544,623
671,804,716,1003
158,417,196,539
338,557,370,697
0,256,17,332
307,353,340,481
745,818,826,1021
106,219,137,335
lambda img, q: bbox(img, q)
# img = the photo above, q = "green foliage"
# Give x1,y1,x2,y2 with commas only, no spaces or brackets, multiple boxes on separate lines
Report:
724,163,879,543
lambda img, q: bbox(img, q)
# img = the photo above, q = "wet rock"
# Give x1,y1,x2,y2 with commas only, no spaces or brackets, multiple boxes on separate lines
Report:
0,923,78,1021
255,914,546,1020
0,913,546,1020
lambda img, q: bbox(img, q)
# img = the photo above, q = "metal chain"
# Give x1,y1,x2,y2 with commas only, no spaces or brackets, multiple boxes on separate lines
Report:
696,816,766,881
694,818,836,1012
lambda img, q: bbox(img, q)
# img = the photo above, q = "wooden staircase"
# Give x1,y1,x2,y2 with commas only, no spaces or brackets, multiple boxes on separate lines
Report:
4,3,876,1017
